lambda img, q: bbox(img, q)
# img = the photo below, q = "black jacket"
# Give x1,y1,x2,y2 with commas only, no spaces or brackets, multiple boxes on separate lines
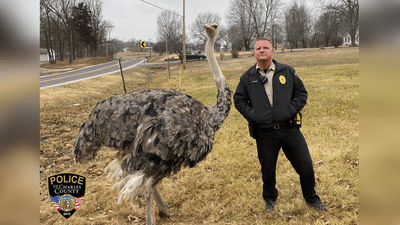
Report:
233,59,307,128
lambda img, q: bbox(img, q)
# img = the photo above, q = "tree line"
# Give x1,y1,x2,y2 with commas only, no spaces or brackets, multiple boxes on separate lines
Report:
153,0,359,59
40,0,358,64
40,0,122,64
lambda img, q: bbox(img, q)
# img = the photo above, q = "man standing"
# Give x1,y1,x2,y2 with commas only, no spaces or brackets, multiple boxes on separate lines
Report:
233,37,327,212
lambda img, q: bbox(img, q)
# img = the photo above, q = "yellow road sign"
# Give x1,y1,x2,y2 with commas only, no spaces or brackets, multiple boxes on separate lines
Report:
140,41,146,48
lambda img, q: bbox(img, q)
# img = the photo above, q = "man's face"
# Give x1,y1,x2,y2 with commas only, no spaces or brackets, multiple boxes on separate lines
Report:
254,40,274,63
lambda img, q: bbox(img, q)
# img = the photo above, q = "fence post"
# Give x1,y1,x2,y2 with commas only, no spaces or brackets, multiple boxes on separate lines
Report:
118,58,127,94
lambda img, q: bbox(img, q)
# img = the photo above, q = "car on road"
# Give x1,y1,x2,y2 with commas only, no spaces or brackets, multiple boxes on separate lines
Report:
185,51,207,61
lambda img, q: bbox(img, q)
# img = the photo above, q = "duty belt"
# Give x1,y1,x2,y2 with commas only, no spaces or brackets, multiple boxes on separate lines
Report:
256,122,294,132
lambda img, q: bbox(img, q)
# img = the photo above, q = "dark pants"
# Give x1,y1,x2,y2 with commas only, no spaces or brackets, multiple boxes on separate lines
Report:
255,126,321,203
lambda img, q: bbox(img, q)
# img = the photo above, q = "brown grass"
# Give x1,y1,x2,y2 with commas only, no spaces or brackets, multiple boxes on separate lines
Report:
40,46,358,224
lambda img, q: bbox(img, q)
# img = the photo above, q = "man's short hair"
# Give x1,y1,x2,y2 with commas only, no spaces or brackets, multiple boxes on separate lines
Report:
254,37,272,48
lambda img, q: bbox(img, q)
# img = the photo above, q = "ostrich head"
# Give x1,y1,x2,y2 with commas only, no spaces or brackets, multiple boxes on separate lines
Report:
204,22,219,39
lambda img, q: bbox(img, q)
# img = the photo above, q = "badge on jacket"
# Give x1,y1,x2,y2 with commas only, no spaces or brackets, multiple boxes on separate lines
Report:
279,75,286,84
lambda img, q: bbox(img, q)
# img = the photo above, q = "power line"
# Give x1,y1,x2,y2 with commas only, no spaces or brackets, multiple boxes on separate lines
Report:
140,0,182,17
140,0,186,69
188,0,198,16
170,0,180,14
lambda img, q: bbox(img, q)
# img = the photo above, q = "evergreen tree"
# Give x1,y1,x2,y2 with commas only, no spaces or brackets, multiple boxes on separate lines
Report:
72,3,94,49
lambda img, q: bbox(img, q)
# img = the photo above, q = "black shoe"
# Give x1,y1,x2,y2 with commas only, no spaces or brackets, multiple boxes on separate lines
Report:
265,199,275,212
307,201,328,211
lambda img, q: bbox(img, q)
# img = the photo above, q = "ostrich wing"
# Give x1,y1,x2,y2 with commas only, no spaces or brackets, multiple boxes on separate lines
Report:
84,89,215,179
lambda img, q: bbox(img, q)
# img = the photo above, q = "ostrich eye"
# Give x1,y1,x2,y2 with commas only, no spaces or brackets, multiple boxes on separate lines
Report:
212,25,218,29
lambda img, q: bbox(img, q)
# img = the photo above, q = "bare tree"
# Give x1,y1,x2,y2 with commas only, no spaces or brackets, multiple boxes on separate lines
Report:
125,38,139,53
40,0,67,61
107,38,124,58
52,15,66,61
246,0,263,38
284,9,296,49
157,11,183,62
248,0,283,38
226,24,241,58
96,19,115,57
323,0,359,46
308,15,322,48
84,0,104,56
284,0,312,48
61,0,76,63
215,27,230,52
101,20,114,58
40,0,115,63
317,8,341,47
40,0,56,63
41,0,77,64
190,12,223,45
270,23,285,50
227,0,254,50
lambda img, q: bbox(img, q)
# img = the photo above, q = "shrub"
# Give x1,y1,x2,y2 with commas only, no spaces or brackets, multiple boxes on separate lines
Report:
329,35,344,48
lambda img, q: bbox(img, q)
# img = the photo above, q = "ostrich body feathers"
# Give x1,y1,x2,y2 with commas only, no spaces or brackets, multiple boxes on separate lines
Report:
74,88,229,182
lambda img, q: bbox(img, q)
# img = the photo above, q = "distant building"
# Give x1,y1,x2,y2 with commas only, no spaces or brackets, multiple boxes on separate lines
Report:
40,48,56,62
343,32,359,46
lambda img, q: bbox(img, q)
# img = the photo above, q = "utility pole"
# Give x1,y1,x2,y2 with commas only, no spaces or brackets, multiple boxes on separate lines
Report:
140,0,186,68
166,40,170,78
183,0,186,69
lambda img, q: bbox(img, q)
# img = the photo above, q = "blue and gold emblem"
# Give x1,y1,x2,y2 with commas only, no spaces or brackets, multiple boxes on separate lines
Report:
58,194,76,211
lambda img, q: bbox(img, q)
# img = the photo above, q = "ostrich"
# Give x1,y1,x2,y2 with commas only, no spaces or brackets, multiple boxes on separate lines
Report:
73,23,230,225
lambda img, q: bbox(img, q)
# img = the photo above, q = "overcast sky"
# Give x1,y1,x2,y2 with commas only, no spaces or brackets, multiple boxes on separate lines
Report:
102,0,318,43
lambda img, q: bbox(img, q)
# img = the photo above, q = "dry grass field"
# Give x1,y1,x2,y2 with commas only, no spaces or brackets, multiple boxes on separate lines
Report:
40,46,358,224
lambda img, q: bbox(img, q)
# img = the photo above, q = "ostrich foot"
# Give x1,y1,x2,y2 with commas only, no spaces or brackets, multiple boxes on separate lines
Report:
158,211,170,219
154,187,170,218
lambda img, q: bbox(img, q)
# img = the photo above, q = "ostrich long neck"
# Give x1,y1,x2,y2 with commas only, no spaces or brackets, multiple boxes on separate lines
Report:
205,34,231,132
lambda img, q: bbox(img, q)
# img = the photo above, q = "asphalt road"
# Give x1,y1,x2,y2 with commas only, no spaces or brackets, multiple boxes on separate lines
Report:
40,49,316,89
40,57,144,89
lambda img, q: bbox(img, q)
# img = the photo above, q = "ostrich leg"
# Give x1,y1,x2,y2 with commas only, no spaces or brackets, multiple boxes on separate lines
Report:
146,188,155,225
154,187,170,218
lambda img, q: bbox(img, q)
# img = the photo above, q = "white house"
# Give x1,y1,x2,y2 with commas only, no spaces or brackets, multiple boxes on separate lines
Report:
343,32,359,46
40,48,56,62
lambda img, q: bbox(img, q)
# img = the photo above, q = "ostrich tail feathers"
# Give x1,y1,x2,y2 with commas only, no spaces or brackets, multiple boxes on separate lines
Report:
104,158,154,204
111,171,154,204
104,158,127,181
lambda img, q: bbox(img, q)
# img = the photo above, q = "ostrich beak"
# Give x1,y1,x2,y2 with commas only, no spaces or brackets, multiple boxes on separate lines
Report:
204,23,218,35
204,24,218,30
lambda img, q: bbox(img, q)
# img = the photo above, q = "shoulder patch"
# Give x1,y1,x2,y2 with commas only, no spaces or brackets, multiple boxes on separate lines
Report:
295,72,301,80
